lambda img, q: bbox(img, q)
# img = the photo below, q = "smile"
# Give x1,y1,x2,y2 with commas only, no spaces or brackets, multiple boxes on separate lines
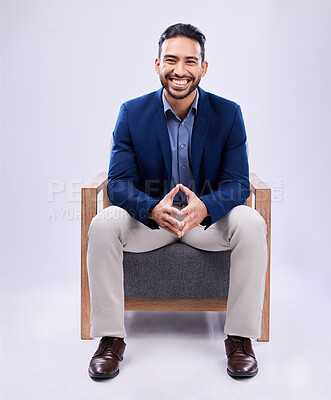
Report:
170,78,189,85
168,77,192,89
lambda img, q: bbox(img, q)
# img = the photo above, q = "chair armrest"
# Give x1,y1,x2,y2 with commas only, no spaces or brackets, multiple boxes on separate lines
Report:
81,171,108,230
82,171,107,192
249,172,270,194
249,172,271,226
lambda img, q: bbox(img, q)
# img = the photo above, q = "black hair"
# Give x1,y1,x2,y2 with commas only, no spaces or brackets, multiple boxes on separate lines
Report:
158,23,206,62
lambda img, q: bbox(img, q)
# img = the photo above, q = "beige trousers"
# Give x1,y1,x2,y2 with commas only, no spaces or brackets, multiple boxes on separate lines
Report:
87,204,268,339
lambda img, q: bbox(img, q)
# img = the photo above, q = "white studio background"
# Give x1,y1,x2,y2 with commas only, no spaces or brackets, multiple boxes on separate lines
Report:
1,0,331,399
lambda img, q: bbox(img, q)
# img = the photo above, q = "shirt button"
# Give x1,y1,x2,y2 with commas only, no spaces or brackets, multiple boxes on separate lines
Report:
180,144,185,149
181,166,186,170
181,122,185,126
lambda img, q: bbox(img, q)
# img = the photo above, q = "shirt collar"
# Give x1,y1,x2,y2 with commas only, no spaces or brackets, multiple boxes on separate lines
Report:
162,88,199,120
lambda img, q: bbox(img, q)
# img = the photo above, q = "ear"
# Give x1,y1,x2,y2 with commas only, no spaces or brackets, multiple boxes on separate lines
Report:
155,58,160,74
201,61,208,77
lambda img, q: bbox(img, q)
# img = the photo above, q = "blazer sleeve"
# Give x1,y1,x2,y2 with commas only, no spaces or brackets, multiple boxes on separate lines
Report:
199,105,250,229
107,103,160,229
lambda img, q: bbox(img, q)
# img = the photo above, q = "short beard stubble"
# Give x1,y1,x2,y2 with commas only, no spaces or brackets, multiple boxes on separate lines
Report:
159,74,201,100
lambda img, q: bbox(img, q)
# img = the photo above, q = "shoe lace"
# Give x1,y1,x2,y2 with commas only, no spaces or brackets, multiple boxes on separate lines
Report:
231,337,246,352
92,337,119,359
235,340,245,351
100,337,117,354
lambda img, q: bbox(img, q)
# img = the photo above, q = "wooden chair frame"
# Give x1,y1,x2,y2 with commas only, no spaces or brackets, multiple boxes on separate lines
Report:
81,172,271,341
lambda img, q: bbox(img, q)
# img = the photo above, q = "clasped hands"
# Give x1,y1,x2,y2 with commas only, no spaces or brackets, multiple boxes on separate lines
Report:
150,183,209,237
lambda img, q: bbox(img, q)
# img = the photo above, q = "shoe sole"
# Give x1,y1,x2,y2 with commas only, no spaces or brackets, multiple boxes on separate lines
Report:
227,368,258,378
88,368,120,380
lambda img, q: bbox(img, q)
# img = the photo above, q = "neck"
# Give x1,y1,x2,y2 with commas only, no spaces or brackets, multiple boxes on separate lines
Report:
164,89,197,121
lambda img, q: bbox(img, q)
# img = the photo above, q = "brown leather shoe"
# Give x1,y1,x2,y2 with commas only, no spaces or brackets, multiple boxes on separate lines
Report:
224,335,258,378
88,337,126,379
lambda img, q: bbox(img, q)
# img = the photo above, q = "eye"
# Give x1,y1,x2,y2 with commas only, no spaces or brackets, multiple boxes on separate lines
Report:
165,58,176,63
186,60,197,65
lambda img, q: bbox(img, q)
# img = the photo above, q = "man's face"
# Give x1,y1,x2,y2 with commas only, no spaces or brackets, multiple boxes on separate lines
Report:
155,37,208,100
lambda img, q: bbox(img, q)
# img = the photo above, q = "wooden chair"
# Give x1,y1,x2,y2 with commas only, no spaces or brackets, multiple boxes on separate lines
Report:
81,172,271,341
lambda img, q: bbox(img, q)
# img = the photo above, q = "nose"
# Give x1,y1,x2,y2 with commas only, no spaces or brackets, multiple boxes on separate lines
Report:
174,61,185,77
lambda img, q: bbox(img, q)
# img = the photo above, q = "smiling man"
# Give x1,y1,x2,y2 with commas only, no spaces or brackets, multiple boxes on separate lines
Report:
87,23,268,380
156,36,206,101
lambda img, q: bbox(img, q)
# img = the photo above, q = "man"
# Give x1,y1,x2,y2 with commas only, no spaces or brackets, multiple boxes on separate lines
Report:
87,23,268,380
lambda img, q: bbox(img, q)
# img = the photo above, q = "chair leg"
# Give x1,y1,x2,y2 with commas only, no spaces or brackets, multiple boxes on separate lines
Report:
81,188,97,340
255,188,271,342
258,262,270,342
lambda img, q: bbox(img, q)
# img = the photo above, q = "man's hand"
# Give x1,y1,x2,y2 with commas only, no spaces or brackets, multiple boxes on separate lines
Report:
150,184,185,237
177,183,209,237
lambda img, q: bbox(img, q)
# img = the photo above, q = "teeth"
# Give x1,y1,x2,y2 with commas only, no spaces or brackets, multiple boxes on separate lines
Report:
172,79,188,85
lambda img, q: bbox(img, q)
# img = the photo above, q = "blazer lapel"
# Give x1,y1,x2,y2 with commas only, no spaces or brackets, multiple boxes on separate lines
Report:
191,87,210,188
153,89,172,190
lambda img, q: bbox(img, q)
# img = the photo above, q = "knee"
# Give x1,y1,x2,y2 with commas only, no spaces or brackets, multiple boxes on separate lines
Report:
229,205,267,238
88,206,128,240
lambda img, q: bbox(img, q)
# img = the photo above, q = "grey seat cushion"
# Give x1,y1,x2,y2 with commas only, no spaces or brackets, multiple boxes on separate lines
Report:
123,242,231,299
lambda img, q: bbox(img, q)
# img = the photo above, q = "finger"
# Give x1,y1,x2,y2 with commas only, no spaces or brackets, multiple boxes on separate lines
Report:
162,211,185,227
165,184,180,200
181,213,191,225
164,206,183,216
178,206,190,220
163,213,184,227
179,223,191,236
178,183,193,198
180,219,197,236
180,205,190,215
162,222,181,237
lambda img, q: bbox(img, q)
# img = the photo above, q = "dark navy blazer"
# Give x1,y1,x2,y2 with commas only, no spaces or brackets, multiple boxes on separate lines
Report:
107,86,250,230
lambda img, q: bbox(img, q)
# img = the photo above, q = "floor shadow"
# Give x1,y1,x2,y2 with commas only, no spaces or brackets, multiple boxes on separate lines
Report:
124,310,226,338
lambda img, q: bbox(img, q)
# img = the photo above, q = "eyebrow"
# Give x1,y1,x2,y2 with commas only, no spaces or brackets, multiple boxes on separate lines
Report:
163,54,199,61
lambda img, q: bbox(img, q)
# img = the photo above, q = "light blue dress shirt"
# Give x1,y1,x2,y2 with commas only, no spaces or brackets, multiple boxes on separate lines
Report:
162,89,199,202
